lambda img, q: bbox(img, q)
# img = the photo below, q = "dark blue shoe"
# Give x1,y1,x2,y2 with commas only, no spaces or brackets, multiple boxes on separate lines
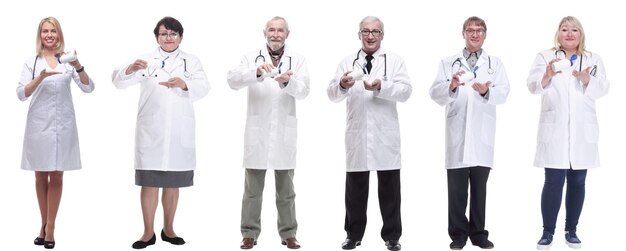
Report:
565,231,582,249
536,231,553,250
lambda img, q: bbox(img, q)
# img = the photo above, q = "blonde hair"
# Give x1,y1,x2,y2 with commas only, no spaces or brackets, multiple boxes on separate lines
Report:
553,16,587,56
35,17,65,56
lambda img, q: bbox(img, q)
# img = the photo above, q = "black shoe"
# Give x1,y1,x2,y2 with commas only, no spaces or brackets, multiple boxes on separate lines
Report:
44,240,56,249
161,229,186,245
385,240,401,251
450,240,466,250
34,224,46,246
342,239,361,250
34,237,45,246
132,234,156,249
473,239,494,249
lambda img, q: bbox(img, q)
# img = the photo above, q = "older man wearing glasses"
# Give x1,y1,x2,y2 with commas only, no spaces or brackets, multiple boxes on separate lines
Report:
328,16,412,251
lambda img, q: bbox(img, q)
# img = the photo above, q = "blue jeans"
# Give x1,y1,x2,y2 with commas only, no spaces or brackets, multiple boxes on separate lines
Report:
541,168,587,234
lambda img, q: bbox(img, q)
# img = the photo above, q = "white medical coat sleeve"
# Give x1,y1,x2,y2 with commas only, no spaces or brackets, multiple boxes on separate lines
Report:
527,53,549,94
112,64,142,89
376,57,412,102
282,57,310,100
16,59,36,101
327,64,350,102
430,60,456,106
483,59,509,105
179,56,210,102
227,55,259,90
72,71,95,93
582,55,609,100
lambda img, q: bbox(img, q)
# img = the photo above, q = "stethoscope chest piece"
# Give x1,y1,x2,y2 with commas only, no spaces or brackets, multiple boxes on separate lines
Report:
487,68,494,75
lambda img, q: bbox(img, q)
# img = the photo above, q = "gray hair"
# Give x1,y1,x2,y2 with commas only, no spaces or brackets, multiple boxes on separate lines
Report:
359,16,384,32
265,16,289,32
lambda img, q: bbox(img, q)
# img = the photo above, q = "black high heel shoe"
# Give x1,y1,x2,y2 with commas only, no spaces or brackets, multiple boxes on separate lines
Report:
132,233,156,249
161,229,185,245
34,224,46,246
44,240,56,249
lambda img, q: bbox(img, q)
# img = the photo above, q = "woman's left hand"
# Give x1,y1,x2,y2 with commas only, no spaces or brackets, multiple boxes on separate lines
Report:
573,66,592,86
159,77,188,90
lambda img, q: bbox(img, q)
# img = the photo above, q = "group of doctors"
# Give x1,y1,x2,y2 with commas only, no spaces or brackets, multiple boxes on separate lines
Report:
17,14,608,251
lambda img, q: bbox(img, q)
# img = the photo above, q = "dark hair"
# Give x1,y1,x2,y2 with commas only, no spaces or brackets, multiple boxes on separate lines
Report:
153,16,184,38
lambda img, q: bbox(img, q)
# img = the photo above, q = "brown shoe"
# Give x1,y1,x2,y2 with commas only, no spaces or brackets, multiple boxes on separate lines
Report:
240,237,257,249
281,238,301,249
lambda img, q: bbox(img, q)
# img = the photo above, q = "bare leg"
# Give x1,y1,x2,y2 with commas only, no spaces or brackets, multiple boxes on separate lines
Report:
139,187,159,241
45,171,64,242
35,172,49,238
162,188,180,237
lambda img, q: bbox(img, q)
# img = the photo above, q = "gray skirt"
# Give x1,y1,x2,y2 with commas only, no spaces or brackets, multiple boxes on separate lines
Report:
135,170,194,188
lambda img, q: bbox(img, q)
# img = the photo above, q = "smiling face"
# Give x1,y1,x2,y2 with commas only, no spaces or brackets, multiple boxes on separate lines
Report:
463,22,486,52
557,21,581,52
157,25,182,52
40,21,58,51
264,19,289,51
359,21,384,55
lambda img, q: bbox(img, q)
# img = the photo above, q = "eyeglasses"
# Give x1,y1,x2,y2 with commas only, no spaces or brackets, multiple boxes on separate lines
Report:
360,29,383,37
464,29,485,36
158,32,179,39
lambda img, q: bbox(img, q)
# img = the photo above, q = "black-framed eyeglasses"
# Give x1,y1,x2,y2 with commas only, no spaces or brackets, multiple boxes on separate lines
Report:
360,29,383,37
158,32,179,39
464,29,485,36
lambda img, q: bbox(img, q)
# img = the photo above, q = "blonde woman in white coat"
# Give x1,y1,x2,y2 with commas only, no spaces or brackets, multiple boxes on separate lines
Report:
17,16,94,249
328,16,411,251
112,17,209,249
227,16,309,250
430,16,509,250
528,16,609,250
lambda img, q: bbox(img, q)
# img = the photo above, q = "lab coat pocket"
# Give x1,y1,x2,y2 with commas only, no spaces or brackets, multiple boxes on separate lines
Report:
446,114,463,147
537,111,556,143
244,116,261,146
345,131,360,150
584,112,599,144
480,114,496,147
136,114,155,147
379,127,401,148
181,117,195,148
284,115,298,147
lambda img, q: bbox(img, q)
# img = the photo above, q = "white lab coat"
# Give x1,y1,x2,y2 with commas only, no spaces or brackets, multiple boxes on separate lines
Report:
328,48,412,172
527,49,609,169
17,56,95,171
227,45,310,170
430,50,510,169
112,48,210,171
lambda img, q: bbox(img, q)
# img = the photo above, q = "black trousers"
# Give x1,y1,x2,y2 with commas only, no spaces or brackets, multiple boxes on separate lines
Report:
344,169,402,241
447,166,490,244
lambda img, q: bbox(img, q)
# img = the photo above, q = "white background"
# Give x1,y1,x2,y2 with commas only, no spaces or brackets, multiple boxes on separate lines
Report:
0,0,623,251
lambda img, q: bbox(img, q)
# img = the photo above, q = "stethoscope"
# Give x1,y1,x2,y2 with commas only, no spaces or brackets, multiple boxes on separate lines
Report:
31,55,74,80
554,49,597,76
451,55,494,77
352,49,387,81
255,49,292,71
142,56,191,78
